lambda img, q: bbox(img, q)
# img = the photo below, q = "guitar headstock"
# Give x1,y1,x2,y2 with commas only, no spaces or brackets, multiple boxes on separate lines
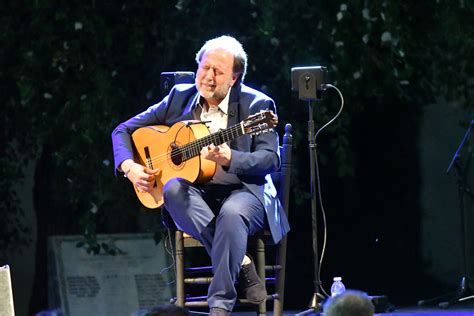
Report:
242,110,278,136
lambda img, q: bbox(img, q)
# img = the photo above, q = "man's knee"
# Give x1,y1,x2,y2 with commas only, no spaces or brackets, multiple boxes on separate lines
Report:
218,194,265,235
218,200,248,224
163,178,189,201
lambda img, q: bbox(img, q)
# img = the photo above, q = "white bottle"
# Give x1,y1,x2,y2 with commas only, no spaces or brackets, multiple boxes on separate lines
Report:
330,276,346,297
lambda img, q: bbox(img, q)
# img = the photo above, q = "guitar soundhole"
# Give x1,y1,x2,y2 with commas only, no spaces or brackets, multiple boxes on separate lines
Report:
170,144,183,166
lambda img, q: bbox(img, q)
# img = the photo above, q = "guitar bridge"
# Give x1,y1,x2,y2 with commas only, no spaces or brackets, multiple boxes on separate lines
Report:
144,146,158,188
144,147,153,169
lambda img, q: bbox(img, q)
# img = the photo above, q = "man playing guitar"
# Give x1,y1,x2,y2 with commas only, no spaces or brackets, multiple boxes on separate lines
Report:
112,35,289,316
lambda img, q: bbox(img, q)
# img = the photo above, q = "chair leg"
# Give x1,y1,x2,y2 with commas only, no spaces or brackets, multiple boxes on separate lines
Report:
175,230,185,307
256,233,267,315
273,236,288,316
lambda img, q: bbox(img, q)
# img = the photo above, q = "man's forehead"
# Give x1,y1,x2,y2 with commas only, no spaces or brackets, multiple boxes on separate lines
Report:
201,48,234,63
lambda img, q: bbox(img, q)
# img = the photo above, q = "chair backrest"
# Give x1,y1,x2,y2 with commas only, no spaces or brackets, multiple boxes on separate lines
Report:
271,123,293,216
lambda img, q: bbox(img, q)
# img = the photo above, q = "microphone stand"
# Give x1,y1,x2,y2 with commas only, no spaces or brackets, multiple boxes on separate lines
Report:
296,101,325,315
418,120,474,308
290,66,329,316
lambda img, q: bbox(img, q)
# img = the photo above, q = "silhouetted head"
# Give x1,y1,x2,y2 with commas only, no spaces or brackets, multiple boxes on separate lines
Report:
144,304,189,316
324,290,374,316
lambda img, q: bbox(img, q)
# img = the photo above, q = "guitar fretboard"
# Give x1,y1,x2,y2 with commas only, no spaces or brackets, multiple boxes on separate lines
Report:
179,123,244,161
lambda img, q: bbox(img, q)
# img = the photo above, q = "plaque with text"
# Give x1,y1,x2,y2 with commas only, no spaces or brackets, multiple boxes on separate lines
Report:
48,233,174,316
0,265,15,316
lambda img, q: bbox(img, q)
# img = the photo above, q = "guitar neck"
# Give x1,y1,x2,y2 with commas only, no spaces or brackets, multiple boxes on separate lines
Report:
180,122,244,161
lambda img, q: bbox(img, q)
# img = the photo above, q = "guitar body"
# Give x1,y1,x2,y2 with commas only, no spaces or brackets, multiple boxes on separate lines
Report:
129,110,277,209
131,121,216,209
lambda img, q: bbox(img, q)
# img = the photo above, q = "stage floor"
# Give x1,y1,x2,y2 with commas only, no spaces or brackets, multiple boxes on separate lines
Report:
187,304,474,315
210,310,474,315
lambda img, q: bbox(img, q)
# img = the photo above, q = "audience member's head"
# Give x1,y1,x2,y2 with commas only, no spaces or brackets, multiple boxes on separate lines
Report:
323,290,374,316
144,304,190,316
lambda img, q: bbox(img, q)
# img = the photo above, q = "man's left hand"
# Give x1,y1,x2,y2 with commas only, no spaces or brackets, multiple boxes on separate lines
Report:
201,143,232,166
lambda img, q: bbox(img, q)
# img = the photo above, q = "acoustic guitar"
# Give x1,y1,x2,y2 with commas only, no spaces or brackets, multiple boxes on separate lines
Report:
131,110,278,209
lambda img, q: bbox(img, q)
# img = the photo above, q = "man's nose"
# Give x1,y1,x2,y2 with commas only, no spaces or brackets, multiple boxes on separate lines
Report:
205,67,215,79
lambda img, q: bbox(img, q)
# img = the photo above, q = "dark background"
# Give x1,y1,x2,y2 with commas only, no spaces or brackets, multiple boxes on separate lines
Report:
1,1,473,315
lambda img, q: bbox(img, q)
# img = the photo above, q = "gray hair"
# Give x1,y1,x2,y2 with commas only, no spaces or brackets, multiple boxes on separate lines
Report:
195,35,248,82
324,290,375,316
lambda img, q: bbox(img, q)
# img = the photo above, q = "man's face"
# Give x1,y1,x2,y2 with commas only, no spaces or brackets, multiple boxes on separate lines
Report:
196,48,238,107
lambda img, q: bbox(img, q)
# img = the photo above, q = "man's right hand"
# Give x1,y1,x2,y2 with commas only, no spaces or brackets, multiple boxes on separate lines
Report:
121,160,160,193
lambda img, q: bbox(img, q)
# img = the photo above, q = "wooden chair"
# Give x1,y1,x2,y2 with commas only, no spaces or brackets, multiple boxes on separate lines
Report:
171,123,292,315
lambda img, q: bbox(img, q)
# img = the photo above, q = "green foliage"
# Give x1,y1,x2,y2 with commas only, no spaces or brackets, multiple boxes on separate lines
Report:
1,0,473,256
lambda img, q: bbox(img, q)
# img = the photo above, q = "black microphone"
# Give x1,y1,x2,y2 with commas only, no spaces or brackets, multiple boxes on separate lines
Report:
185,120,207,126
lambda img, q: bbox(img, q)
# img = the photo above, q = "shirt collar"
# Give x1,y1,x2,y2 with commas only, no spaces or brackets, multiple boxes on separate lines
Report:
197,88,231,115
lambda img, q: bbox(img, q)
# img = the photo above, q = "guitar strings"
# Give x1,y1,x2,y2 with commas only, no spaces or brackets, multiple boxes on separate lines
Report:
141,111,272,168
149,124,241,163
145,123,244,166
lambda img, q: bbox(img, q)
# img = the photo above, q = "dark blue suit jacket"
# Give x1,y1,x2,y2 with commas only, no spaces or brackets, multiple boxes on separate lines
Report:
112,83,290,243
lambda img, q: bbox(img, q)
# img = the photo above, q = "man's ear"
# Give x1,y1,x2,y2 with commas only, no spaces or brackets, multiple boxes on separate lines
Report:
231,73,241,86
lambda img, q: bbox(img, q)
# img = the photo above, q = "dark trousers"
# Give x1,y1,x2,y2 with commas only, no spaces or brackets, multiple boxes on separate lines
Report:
163,178,265,311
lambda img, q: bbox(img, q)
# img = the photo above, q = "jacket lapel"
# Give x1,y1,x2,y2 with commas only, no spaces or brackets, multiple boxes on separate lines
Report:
168,91,199,125
227,84,251,150
182,92,200,121
227,84,241,128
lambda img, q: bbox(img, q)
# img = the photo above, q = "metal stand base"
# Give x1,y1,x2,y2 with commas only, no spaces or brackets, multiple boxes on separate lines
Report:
295,293,325,315
418,277,474,308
